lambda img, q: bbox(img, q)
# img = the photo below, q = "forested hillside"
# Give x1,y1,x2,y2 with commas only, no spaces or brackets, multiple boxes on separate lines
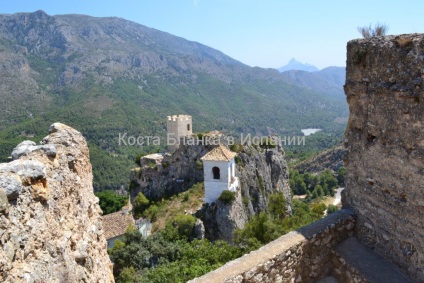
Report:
0,11,348,190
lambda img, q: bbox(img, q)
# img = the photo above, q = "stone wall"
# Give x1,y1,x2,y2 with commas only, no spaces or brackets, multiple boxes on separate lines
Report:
343,34,424,281
189,209,355,283
0,123,114,282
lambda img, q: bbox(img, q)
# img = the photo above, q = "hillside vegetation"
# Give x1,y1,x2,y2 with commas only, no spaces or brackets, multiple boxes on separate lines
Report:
0,11,348,190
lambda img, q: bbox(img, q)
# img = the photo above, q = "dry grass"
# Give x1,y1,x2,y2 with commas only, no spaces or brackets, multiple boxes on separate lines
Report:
310,195,335,207
395,37,413,48
357,23,389,38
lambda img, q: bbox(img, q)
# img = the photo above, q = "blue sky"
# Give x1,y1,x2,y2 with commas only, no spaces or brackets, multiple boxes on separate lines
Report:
2,0,423,69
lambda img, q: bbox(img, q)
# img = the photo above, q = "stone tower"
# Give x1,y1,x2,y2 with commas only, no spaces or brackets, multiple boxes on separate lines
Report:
166,114,192,152
201,145,239,203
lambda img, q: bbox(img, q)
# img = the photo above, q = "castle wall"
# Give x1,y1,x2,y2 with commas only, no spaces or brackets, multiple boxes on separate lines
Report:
189,210,356,283
343,34,424,281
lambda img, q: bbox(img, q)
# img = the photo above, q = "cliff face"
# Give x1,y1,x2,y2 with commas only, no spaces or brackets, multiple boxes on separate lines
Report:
344,34,424,281
202,188,248,243
0,123,114,282
130,143,208,201
235,145,291,215
130,143,291,242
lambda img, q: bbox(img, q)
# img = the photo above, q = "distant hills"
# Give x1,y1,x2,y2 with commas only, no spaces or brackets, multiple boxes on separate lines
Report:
277,58,346,97
279,67,346,97
278,58,319,72
0,11,348,190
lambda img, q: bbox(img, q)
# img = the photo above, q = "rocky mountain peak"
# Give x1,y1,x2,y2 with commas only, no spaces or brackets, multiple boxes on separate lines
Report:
278,58,319,72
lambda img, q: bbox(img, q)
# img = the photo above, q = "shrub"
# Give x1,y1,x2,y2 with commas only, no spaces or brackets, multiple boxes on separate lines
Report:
242,196,249,207
229,143,243,153
337,167,346,186
357,23,388,38
173,214,196,238
268,192,287,220
311,202,327,217
133,192,150,218
195,159,203,170
116,266,138,283
234,212,280,249
147,162,157,169
258,176,265,191
259,137,276,149
235,155,241,165
219,190,236,204
143,204,160,221
327,204,338,214
182,193,190,202
108,239,125,254
95,190,128,215
162,161,169,168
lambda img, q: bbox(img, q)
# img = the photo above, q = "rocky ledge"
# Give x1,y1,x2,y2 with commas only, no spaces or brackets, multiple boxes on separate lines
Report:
0,123,114,282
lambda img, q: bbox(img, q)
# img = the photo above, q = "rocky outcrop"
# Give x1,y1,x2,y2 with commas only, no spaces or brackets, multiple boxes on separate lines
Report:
202,187,248,243
343,34,424,281
201,144,291,242
130,143,208,201
0,123,114,282
131,143,291,242
236,145,291,215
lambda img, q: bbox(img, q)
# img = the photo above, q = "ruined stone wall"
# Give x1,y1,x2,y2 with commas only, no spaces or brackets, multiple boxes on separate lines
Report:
0,123,114,282
189,210,355,283
343,34,424,281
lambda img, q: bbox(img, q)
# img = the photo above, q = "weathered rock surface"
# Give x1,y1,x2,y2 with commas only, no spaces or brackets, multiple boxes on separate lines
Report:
192,218,205,240
235,145,291,215
0,123,114,282
11,140,57,160
202,187,248,243
130,143,207,201
0,189,9,214
343,34,424,282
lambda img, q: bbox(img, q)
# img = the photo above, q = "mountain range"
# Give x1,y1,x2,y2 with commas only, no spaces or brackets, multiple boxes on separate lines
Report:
0,11,348,190
277,58,319,72
279,66,346,97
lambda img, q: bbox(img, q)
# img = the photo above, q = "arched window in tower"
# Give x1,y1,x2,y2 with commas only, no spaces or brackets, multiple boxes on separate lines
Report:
212,167,220,180
187,124,191,131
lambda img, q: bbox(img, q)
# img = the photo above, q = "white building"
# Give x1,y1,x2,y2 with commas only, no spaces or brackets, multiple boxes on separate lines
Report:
166,114,192,152
201,145,239,203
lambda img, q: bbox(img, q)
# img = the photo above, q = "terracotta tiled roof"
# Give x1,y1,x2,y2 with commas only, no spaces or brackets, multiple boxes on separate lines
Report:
101,211,135,240
201,144,237,161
